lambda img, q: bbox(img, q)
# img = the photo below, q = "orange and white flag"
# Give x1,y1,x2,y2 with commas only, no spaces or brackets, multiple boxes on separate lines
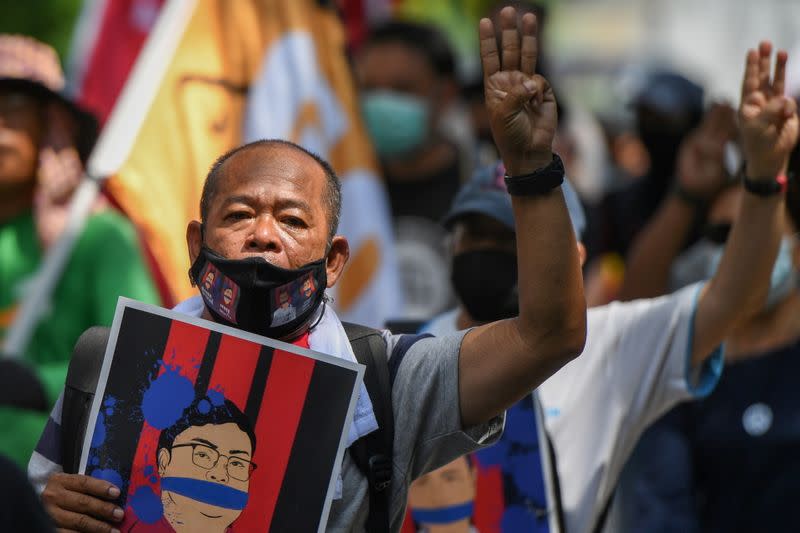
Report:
104,0,402,325
242,1,402,326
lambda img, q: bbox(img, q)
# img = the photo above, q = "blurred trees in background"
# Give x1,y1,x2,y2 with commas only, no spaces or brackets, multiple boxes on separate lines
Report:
0,0,83,59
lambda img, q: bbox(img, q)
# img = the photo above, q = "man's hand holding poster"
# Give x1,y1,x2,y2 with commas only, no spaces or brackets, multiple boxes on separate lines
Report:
80,298,363,532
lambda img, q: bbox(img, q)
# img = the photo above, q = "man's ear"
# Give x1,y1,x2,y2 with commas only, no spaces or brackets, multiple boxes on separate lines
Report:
577,241,587,269
158,448,171,476
325,235,350,288
187,220,203,266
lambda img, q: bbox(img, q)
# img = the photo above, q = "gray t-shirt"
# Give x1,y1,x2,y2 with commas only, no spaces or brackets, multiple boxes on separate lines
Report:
28,330,503,532
327,331,503,531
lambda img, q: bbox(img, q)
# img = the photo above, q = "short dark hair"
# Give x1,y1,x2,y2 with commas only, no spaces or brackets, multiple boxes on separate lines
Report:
363,21,456,78
157,395,256,455
200,139,342,244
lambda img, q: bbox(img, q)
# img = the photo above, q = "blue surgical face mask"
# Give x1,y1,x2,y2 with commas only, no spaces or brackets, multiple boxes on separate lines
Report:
705,236,798,309
361,90,429,158
669,240,722,291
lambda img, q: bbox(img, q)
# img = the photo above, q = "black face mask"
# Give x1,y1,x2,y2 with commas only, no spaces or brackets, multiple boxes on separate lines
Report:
384,153,461,222
451,250,518,322
189,246,327,340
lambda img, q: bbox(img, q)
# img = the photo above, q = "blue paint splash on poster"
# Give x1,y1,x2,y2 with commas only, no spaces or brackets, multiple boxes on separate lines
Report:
141,368,194,430
91,468,123,491
129,485,163,524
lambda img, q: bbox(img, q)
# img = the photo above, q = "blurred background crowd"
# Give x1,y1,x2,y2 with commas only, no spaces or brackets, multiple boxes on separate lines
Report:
2,0,800,531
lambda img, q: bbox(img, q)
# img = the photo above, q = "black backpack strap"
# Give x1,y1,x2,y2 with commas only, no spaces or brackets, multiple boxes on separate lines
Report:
343,322,394,533
545,432,567,532
61,326,109,474
591,490,615,533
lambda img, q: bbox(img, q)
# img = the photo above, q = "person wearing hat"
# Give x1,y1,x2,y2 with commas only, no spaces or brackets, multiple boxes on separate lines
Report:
0,35,160,467
414,40,796,532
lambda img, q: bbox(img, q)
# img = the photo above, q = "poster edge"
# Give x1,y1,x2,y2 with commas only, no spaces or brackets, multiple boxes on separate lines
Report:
122,298,364,372
316,361,366,532
78,295,129,474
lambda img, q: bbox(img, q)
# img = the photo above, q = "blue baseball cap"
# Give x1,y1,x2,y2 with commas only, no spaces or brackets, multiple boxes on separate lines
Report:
631,70,703,116
442,160,586,239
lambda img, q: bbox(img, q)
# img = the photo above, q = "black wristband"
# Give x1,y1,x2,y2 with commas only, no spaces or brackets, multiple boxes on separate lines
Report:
504,154,565,196
742,172,788,196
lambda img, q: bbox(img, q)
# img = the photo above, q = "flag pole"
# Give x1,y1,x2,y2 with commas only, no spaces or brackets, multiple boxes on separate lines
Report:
2,0,198,358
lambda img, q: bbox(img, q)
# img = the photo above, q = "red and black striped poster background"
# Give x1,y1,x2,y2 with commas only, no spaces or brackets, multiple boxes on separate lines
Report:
82,302,360,532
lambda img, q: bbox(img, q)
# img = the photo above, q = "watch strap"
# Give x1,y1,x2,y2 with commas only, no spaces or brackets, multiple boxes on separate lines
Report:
504,154,565,196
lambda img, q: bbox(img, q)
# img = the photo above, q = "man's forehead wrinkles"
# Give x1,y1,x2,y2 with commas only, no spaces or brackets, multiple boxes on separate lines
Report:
220,191,313,212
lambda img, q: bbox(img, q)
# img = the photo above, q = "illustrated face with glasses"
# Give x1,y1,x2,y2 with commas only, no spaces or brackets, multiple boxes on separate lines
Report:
158,418,255,533
170,440,256,481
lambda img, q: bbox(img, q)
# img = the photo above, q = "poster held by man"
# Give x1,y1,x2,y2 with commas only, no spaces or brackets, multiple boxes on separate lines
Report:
79,297,363,532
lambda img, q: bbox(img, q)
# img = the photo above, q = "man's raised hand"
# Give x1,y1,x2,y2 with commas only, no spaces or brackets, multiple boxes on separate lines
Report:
479,7,556,175
739,42,799,178
676,102,737,199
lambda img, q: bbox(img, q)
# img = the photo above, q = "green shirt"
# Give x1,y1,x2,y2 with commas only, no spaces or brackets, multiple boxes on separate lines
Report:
0,209,160,466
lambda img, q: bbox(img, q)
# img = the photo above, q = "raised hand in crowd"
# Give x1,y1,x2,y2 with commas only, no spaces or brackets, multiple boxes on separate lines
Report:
455,6,585,427
480,8,556,176
623,41,797,366
739,42,798,179
620,102,737,300
675,102,737,201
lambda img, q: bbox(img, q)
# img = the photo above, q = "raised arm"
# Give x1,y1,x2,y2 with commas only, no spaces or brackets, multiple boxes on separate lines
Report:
691,42,799,366
619,103,736,301
458,7,586,427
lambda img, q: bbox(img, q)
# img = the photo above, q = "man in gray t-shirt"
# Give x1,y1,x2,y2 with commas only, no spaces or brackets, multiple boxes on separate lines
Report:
29,8,588,532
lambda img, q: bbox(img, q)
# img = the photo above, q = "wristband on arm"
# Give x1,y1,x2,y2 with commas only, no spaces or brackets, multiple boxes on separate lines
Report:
504,153,565,196
739,164,790,196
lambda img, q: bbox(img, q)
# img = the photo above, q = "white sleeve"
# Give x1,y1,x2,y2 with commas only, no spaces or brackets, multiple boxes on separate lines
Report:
604,282,723,426
538,282,723,533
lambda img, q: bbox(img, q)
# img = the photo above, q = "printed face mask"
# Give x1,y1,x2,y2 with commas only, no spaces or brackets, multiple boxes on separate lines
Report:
361,90,430,158
451,250,518,322
190,246,327,340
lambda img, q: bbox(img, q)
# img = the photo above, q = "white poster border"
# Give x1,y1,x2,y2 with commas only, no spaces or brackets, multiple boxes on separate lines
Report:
79,296,365,532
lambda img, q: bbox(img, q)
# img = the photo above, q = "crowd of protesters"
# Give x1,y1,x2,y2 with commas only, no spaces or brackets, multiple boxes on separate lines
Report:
1,1,799,532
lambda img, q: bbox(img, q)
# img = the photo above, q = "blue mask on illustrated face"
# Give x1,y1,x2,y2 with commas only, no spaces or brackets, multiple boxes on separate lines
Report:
361,90,429,158
411,501,474,525
706,236,798,309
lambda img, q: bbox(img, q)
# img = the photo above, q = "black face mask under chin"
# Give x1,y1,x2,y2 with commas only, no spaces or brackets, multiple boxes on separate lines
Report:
189,246,328,340
451,250,519,323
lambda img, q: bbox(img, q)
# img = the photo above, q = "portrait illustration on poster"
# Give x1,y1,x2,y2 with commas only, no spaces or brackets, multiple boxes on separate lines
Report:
80,298,362,532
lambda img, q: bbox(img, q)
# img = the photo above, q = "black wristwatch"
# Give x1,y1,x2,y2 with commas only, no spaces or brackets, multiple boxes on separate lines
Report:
742,172,788,196
504,154,565,196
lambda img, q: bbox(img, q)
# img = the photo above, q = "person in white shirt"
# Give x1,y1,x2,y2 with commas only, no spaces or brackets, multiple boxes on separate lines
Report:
419,40,798,533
